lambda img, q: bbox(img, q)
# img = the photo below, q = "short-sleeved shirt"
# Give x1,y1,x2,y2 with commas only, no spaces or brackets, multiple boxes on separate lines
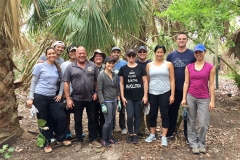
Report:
118,64,146,100
113,60,127,75
136,59,152,69
61,61,73,93
166,49,196,90
33,61,61,96
187,62,213,99
63,60,99,101
39,54,65,65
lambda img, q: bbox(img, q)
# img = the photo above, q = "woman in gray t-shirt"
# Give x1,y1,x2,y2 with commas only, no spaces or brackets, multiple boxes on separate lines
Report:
26,47,71,153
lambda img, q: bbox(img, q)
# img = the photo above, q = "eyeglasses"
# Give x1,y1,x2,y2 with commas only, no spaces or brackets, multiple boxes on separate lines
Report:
127,54,136,58
138,51,147,53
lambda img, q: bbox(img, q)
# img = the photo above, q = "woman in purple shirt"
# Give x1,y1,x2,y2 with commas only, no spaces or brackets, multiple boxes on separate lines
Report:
181,44,215,154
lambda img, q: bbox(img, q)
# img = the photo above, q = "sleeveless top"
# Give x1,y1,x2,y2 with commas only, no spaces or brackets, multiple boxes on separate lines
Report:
187,62,213,99
149,60,170,95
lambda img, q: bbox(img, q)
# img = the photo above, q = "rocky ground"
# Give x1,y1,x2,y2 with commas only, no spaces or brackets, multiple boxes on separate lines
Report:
1,77,240,160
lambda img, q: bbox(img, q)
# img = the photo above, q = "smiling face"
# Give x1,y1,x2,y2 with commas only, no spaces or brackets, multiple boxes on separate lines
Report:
76,47,87,63
68,49,76,61
94,53,103,65
194,50,206,61
176,34,188,48
46,48,56,63
54,44,65,56
155,48,165,60
138,49,148,61
111,50,121,60
127,53,137,63
105,60,115,71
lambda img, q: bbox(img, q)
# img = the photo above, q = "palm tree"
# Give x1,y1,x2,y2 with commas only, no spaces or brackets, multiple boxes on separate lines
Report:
0,0,24,137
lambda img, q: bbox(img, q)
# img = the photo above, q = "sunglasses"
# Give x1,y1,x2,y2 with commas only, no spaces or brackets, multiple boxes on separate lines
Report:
127,54,136,57
138,51,147,53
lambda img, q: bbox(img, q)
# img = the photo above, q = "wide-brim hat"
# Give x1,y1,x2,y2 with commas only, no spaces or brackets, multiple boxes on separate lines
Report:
90,49,106,62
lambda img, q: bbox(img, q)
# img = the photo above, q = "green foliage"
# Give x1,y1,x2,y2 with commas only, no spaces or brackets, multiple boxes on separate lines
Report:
37,119,47,127
36,133,45,148
0,144,15,159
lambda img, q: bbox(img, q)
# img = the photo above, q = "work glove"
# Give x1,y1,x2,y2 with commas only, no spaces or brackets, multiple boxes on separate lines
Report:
182,105,189,120
101,102,107,114
117,100,122,112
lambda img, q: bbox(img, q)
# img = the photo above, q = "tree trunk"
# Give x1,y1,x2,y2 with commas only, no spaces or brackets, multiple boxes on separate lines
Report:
0,35,23,140
0,0,8,29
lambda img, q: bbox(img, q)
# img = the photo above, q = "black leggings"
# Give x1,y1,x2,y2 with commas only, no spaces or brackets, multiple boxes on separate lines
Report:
126,100,141,134
149,91,170,128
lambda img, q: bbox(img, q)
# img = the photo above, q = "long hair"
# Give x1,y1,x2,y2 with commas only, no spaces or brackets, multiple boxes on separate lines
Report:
45,47,61,73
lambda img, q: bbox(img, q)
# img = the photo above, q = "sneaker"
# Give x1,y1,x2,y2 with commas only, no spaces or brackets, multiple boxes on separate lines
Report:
58,140,72,146
126,136,133,143
66,130,72,139
192,148,200,154
108,137,119,144
121,129,127,134
50,138,56,143
44,145,52,153
82,133,85,137
145,134,156,142
161,137,168,146
132,136,139,144
199,148,206,153
102,139,112,147
166,135,174,139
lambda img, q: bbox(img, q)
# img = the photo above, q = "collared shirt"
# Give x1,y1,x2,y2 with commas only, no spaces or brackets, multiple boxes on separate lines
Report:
63,60,99,101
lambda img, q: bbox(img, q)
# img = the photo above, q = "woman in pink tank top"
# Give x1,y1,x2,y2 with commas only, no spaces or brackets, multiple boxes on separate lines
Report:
181,44,215,154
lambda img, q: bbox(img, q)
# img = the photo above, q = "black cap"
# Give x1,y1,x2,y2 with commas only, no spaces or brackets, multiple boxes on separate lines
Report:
104,56,116,63
126,49,136,55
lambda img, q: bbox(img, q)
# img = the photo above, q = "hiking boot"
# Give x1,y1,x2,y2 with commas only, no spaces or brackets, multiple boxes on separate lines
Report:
44,145,52,153
102,139,112,147
161,137,168,146
121,129,127,134
108,137,119,144
132,136,139,144
57,140,72,146
145,134,156,143
199,148,206,153
192,148,200,154
126,136,133,143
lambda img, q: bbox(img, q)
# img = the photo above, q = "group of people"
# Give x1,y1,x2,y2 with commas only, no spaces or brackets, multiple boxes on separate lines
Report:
26,32,215,155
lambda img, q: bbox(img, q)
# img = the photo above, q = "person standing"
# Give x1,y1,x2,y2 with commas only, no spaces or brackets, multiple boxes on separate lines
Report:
119,49,148,144
90,49,106,137
27,47,71,153
63,46,99,148
145,45,175,146
38,41,65,65
166,32,196,143
97,56,120,147
181,44,215,154
136,46,152,137
111,47,128,134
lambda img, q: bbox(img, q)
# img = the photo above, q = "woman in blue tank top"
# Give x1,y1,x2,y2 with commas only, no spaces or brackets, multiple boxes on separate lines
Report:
145,45,175,147
26,47,71,153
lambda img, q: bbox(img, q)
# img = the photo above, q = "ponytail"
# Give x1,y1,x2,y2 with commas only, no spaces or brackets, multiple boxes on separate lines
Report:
54,61,61,73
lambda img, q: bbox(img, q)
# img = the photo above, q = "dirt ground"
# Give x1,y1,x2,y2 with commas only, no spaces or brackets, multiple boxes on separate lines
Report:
2,78,240,160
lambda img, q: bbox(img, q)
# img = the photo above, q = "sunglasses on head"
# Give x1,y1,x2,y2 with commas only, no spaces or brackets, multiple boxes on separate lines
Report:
127,54,136,57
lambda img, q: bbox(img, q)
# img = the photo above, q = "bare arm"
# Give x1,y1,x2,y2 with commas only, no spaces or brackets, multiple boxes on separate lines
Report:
142,76,148,104
120,76,127,107
64,81,74,109
146,63,151,82
181,67,190,106
168,62,175,104
209,67,216,111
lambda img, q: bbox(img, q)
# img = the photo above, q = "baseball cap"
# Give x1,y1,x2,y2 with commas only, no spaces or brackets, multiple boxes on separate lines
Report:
53,41,65,47
126,49,136,55
193,44,206,52
90,49,106,62
67,46,77,53
138,46,147,52
111,47,121,52
104,56,116,63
